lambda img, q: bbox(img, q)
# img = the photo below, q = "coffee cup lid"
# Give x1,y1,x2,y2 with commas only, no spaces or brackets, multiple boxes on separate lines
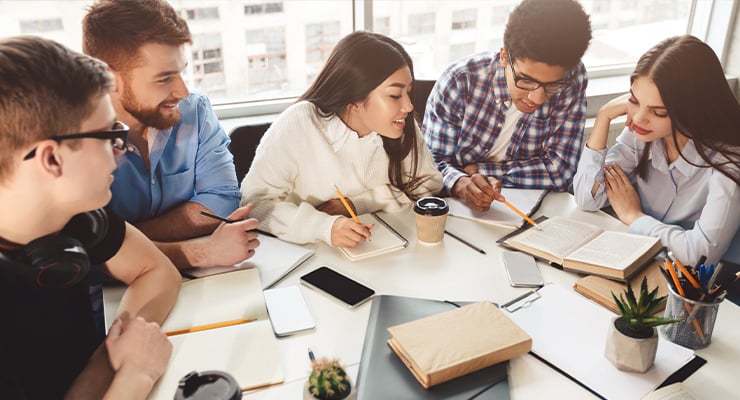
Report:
175,370,242,400
414,197,449,216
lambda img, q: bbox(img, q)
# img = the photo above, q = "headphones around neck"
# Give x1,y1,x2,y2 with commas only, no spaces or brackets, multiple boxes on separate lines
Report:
0,209,108,288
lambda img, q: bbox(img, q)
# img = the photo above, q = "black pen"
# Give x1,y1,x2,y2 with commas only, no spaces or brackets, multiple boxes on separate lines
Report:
444,230,486,255
200,210,276,237
308,347,316,362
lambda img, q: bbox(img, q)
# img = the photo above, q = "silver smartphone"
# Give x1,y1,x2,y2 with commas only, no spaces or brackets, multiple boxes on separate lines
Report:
263,286,316,337
300,266,375,308
502,251,544,287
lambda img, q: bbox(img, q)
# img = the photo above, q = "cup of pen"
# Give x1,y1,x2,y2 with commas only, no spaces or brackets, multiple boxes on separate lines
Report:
413,197,449,245
660,284,725,349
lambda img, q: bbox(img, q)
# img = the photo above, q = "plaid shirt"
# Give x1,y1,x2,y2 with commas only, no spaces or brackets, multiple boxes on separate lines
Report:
422,51,587,192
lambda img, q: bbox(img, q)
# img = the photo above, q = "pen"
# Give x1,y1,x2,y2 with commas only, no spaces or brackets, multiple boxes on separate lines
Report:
706,262,723,290
501,200,542,231
166,318,253,336
200,210,276,237
332,184,362,225
444,230,486,255
665,257,704,338
308,347,316,362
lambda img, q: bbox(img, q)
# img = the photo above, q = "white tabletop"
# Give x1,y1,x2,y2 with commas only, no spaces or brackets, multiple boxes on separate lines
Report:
220,192,738,399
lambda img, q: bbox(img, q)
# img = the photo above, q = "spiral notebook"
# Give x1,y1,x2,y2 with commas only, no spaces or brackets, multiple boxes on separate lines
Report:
339,213,408,261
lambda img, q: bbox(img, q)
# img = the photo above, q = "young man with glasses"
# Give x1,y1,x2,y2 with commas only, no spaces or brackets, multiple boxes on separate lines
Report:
0,36,180,399
422,0,592,211
82,0,261,270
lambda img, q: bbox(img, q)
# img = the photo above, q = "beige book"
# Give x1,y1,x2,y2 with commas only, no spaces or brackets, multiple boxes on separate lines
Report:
573,259,668,314
386,301,531,389
503,216,662,281
103,268,284,399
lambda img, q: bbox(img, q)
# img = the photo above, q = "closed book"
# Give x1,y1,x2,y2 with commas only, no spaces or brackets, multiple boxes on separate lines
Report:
387,301,531,388
573,259,668,314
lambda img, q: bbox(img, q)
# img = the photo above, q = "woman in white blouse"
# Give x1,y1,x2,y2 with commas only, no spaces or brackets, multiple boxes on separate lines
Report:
241,31,442,248
573,35,740,265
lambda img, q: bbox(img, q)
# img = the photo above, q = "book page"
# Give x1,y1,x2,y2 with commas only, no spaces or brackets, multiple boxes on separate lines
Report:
565,231,660,271
447,188,547,227
103,268,268,333
508,216,602,261
147,320,284,400
183,235,315,289
642,382,698,400
340,213,407,261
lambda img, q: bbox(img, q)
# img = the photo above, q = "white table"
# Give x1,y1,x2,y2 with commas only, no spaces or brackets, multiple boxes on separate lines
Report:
237,192,739,399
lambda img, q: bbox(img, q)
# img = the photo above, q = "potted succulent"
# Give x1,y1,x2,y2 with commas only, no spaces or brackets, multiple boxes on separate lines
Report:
605,277,680,373
304,357,354,400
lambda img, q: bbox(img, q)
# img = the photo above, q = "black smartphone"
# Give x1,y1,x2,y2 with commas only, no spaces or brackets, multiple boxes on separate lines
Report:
300,266,375,308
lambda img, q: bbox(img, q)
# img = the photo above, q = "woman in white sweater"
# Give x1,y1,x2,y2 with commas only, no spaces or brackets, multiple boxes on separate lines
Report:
573,35,740,265
241,31,443,247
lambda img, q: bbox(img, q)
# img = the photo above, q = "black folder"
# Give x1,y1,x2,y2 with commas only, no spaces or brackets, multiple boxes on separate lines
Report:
356,295,510,400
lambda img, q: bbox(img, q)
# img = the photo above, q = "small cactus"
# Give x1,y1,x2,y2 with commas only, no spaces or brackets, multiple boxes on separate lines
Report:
308,358,351,400
612,277,681,338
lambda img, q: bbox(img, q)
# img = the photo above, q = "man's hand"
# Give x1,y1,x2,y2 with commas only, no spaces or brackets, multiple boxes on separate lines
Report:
452,173,504,212
201,204,261,267
330,217,373,248
317,198,357,218
105,317,171,385
604,164,644,225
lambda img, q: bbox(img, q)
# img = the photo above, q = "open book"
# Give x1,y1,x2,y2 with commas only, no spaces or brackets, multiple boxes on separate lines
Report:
103,268,283,399
447,188,547,228
500,216,662,281
182,234,315,289
339,213,408,261
573,259,669,314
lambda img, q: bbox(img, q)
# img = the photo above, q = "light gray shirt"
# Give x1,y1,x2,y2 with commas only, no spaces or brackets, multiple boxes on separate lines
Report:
573,128,740,265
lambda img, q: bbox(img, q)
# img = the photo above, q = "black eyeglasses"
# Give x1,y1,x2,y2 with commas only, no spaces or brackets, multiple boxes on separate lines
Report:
507,51,571,95
23,121,129,160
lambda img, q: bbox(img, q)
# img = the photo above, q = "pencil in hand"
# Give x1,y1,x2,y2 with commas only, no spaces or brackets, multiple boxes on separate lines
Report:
333,184,361,224
501,200,542,230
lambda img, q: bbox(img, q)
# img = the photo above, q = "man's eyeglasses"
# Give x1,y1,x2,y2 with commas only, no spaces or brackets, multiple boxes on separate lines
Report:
23,121,129,160
507,51,571,95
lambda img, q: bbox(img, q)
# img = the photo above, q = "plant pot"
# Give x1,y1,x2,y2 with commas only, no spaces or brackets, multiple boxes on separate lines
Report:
604,316,658,373
303,377,356,400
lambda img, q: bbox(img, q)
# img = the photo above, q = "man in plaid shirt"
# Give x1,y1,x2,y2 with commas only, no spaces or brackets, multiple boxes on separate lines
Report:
422,0,592,211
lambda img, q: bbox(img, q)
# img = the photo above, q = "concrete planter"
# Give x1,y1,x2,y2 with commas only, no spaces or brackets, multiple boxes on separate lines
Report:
604,317,658,373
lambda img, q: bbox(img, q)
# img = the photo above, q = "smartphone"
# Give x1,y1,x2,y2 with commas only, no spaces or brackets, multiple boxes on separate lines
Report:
263,286,315,337
502,251,544,288
300,266,375,308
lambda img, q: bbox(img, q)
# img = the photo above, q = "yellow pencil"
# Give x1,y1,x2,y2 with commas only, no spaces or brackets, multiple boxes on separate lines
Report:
333,184,361,224
502,200,542,230
165,318,253,336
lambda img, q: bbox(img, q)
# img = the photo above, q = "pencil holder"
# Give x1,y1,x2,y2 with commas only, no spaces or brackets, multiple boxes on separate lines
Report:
660,285,723,349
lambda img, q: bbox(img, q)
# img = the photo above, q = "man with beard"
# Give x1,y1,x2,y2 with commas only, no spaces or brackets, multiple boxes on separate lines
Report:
82,0,260,270
422,0,592,212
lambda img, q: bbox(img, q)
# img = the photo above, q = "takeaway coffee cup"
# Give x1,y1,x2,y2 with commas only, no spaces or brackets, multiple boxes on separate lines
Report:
174,370,242,400
413,197,449,245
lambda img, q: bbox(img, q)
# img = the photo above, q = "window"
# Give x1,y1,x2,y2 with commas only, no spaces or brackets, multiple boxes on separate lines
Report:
374,17,390,36
20,18,63,33
246,28,288,94
185,7,219,21
450,42,476,63
305,21,341,82
408,12,435,35
190,33,225,97
244,1,284,16
451,9,476,31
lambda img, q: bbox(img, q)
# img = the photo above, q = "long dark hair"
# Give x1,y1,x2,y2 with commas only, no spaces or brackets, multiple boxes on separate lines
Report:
632,35,740,185
299,31,428,199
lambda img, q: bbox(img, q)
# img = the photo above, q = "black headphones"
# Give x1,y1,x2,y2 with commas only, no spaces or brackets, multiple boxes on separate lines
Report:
0,209,108,288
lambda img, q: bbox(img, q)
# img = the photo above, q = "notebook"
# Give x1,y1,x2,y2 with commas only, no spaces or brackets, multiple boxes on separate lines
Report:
181,234,315,289
103,268,284,399
447,188,547,228
356,295,510,400
339,213,408,261
499,216,662,281
502,283,697,400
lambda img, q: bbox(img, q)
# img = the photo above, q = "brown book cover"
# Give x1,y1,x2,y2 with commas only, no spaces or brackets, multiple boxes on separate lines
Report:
573,259,668,314
386,301,531,388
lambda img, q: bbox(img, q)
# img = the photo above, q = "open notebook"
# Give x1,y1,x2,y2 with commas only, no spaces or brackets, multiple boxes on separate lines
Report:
447,188,547,228
339,213,408,261
103,268,283,399
181,234,315,289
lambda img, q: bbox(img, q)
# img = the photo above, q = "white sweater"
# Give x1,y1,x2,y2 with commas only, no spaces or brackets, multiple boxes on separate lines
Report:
240,101,443,245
